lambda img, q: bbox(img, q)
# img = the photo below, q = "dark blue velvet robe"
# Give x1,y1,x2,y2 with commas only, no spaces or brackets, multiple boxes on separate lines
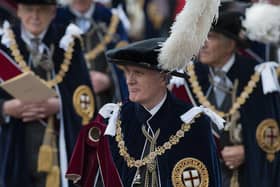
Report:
0,23,95,187
110,91,222,187
187,55,280,187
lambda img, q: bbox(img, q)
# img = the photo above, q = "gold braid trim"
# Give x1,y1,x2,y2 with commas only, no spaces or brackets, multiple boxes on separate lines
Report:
85,14,120,61
115,112,201,168
7,28,74,88
186,63,260,118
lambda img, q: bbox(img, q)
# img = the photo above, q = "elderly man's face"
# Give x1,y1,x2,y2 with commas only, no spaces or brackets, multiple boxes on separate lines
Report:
123,65,166,109
199,32,235,68
17,4,56,36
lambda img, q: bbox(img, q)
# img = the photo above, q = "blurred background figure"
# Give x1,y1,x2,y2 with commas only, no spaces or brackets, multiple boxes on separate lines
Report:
0,0,95,187
169,2,280,186
55,0,129,109
96,0,179,40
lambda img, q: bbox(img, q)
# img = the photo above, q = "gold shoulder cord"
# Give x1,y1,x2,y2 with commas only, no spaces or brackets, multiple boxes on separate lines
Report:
115,111,201,168
85,14,120,61
7,28,74,88
186,63,261,118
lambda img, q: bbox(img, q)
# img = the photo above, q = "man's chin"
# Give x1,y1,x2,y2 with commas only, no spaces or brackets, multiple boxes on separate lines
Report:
129,95,140,103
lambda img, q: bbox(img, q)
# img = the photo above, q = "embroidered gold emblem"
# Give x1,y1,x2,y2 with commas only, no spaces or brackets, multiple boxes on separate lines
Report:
73,85,95,125
172,158,209,187
256,119,280,162
88,127,101,142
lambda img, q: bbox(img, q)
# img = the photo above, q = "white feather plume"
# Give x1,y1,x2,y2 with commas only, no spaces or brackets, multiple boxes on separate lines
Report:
158,0,220,71
242,3,280,44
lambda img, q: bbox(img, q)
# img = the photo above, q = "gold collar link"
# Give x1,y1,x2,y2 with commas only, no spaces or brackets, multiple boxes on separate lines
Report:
7,28,74,88
186,63,260,118
115,113,201,168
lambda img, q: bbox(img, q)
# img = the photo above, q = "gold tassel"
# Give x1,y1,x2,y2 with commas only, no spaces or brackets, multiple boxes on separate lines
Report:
37,145,53,172
230,170,239,187
46,166,60,187
37,116,55,172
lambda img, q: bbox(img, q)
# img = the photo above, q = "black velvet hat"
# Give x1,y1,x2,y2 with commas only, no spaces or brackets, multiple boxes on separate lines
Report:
106,38,165,71
211,11,248,48
220,1,251,15
14,0,56,4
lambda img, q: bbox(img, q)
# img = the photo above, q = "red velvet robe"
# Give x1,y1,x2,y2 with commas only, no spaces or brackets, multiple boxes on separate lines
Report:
66,115,123,187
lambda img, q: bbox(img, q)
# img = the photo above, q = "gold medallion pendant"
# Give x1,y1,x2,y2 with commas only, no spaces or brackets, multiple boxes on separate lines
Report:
73,85,95,125
256,119,280,162
172,158,209,187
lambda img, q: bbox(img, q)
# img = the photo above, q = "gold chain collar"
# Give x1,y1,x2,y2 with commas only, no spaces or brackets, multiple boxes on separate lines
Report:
186,63,260,118
115,113,201,168
84,14,119,61
7,28,74,88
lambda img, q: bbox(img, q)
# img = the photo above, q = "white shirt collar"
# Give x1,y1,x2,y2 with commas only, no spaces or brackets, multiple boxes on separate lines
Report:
70,3,95,19
219,54,235,73
146,92,167,116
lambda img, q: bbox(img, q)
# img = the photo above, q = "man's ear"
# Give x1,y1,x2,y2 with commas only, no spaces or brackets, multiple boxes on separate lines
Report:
160,73,170,85
228,39,237,53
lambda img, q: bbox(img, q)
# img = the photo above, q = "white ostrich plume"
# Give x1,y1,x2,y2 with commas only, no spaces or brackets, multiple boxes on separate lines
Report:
242,3,280,44
158,0,220,71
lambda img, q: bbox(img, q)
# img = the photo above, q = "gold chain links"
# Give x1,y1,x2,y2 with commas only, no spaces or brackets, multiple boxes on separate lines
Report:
7,28,74,88
186,63,260,118
115,113,201,168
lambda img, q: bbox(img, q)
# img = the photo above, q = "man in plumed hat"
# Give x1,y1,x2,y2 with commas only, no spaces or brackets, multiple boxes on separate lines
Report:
65,0,224,185
0,0,95,187
106,38,223,187
171,8,280,187
65,39,223,187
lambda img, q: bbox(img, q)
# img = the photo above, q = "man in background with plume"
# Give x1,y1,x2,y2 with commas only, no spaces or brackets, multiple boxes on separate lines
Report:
170,5,280,187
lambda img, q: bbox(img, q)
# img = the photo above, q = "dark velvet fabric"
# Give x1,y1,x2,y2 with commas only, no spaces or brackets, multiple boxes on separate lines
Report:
109,91,222,187
0,23,95,187
185,55,280,187
66,115,122,187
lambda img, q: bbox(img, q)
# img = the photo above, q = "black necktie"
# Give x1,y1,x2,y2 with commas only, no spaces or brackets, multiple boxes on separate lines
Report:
30,38,41,54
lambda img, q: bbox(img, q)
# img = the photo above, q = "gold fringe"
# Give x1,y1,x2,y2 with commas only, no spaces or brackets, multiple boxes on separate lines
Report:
230,170,239,187
46,166,60,187
37,145,53,172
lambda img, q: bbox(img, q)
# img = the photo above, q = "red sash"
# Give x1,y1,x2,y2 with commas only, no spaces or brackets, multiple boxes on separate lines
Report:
0,49,22,81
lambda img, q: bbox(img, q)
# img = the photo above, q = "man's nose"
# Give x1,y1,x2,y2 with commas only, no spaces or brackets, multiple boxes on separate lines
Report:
126,73,136,84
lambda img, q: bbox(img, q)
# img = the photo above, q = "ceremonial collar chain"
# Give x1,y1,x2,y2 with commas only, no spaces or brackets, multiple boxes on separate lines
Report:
186,63,260,118
115,113,201,168
84,14,119,61
7,28,74,88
